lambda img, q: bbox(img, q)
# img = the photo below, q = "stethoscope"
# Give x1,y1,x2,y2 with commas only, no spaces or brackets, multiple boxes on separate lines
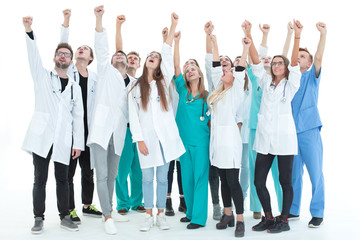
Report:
50,72,74,104
186,96,210,121
270,80,288,103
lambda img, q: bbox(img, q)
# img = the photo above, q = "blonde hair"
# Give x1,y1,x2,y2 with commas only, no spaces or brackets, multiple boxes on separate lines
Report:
183,65,208,101
207,84,231,112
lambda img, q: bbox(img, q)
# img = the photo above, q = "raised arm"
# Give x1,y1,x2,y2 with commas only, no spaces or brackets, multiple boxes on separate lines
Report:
210,34,219,62
291,19,303,66
94,5,104,33
174,31,182,78
23,16,32,33
282,21,294,57
259,24,270,48
115,15,126,51
314,22,327,77
165,13,178,46
60,9,71,43
243,20,260,65
162,27,168,43
204,21,214,91
205,21,214,54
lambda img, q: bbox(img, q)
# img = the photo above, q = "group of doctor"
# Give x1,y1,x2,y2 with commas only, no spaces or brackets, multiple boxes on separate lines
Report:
22,4,326,238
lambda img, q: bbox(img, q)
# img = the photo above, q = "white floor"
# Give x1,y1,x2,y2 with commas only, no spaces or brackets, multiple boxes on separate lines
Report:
1,150,357,240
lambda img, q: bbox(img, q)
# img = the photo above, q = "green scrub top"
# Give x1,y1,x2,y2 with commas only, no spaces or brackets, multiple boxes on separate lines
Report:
248,66,262,130
174,73,210,146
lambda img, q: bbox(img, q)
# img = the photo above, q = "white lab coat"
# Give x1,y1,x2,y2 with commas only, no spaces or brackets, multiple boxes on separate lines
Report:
128,43,185,169
252,62,301,155
22,33,84,165
87,30,130,168
60,25,97,128
237,80,252,144
209,66,245,169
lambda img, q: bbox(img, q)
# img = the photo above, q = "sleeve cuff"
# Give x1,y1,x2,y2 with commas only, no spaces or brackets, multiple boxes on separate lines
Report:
212,61,221,67
26,31,34,40
235,66,245,72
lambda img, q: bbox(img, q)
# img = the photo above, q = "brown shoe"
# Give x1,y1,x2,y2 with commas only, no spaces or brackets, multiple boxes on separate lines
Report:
117,209,128,215
253,212,261,219
136,206,146,213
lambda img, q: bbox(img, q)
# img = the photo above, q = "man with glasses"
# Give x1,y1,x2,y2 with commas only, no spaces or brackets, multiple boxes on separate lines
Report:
86,5,135,235
60,9,102,225
22,16,84,234
289,22,327,228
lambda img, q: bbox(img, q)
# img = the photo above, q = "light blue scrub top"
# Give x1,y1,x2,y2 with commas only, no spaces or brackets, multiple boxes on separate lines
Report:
174,74,210,146
291,64,322,133
248,66,262,130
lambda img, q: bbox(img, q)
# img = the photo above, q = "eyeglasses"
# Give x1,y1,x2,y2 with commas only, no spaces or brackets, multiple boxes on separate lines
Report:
147,53,161,60
56,51,72,58
271,61,285,67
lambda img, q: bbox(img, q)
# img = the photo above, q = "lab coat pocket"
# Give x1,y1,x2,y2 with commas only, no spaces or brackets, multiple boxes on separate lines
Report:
29,112,50,135
93,104,109,127
279,114,296,134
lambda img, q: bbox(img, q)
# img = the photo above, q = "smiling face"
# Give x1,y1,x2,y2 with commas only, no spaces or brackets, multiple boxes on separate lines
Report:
75,45,93,65
54,48,72,69
127,53,141,70
271,56,287,79
219,55,233,72
221,68,235,86
184,65,200,83
111,51,127,66
145,52,161,70
260,55,272,67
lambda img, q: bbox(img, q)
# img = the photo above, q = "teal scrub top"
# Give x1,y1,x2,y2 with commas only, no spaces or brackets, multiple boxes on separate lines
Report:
174,73,210,146
248,66,262,130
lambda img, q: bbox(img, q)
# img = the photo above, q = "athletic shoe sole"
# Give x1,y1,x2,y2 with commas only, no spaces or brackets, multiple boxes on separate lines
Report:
308,222,323,228
83,213,102,218
60,225,79,232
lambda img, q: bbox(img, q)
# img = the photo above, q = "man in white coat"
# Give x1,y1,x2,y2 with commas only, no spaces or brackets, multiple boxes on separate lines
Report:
86,5,133,235
60,9,102,224
22,16,84,234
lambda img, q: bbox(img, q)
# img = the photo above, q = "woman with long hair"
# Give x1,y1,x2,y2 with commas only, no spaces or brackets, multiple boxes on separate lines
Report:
208,35,251,238
128,13,185,232
172,31,210,229
244,19,303,234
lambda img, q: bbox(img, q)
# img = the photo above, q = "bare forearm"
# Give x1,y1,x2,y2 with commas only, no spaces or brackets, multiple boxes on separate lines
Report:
282,31,293,57
96,16,103,32
115,25,123,51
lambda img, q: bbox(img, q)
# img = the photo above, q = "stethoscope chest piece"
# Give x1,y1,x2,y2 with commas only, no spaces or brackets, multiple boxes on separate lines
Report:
200,116,205,121
281,97,286,103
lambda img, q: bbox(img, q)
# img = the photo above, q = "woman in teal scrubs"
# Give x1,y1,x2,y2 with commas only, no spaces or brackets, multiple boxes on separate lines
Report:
173,31,210,229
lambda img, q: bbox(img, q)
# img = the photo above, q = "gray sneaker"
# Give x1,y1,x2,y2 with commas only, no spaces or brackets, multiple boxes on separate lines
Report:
31,217,44,234
213,204,222,221
60,215,79,231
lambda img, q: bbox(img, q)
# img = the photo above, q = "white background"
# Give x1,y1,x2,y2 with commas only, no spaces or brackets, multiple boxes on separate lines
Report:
0,0,359,239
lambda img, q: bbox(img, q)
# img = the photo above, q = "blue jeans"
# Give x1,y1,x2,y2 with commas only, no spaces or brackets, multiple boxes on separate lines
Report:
142,162,170,209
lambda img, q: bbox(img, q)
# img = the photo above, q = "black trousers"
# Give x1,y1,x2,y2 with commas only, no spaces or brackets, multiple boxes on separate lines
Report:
254,153,294,216
209,165,220,204
33,148,69,220
218,168,244,214
167,160,183,195
68,145,94,210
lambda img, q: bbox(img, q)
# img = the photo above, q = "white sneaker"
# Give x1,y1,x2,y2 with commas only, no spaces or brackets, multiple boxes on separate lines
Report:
112,212,129,222
139,214,154,232
104,218,117,235
156,212,170,230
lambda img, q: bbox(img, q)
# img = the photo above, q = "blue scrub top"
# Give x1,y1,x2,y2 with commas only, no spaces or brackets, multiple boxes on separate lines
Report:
248,66,262,130
291,64,322,133
174,74,210,146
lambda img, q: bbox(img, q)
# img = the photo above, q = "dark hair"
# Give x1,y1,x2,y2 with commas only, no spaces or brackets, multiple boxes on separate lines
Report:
76,45,94,65
186,58,200,67
299,47,313,63
219,55,234,68
131,51,168,111
55,43,73,60
271,55,290,81
127,51,141,63
111,50,128,64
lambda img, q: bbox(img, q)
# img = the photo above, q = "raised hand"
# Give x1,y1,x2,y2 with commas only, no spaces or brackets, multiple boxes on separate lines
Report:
242,37,252,48
316,22,327,35
204,21,214,35
171,12,179,25
23,16,33,32
94,5,104,17
62,9,71,28
293,19,303,37
174,31,181,42
241,20,252,36
259,24,270,33
287,21,294,33
116,15,126,25
162,27,168,43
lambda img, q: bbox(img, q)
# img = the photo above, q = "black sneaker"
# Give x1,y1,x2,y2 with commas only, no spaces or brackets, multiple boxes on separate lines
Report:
178,197,187,213
69,210,81,225
82,205,102,218
287,213,300,221
308,217,323,228
252,216,276,231
267,217,290,233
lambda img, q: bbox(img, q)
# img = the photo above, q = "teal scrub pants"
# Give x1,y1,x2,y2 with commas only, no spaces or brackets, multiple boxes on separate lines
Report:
180,144,209,226
248,129,283,212
115,127,143,211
